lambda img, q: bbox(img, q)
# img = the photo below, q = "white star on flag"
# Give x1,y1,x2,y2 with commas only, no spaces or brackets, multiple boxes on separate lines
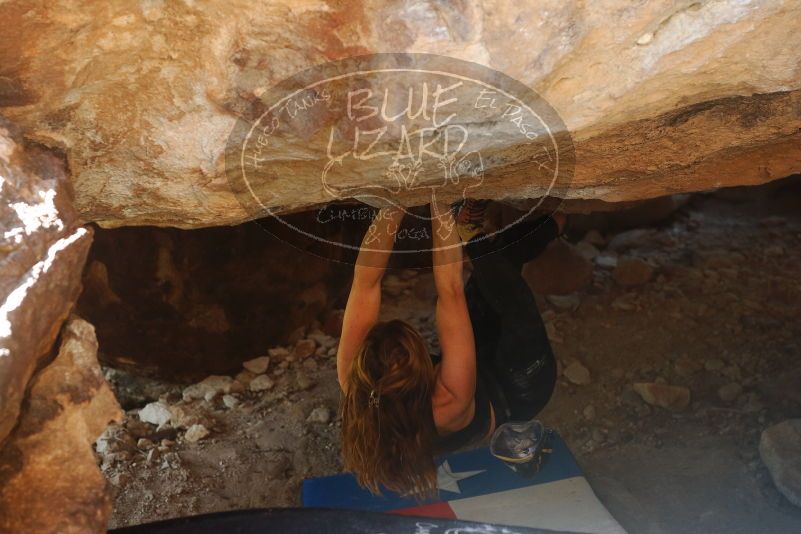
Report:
436,459,485,494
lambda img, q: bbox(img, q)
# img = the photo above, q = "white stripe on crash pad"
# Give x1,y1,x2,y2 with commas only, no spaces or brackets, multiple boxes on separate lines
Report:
447,475,627,534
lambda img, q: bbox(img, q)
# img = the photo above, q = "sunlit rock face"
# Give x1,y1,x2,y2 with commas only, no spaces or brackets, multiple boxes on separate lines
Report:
1,0,800,228
0,118,93,443
0,317,122,533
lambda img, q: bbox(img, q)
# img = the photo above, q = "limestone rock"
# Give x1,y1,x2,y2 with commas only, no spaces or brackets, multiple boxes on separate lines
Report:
0,118,94,443
138,401,172,427
1,2,799,228
222,394,240,409
0,317,123,533
306,407,332,425
633,382,691,412
523,240,593,296
235,371,255,387
184,424,211,444
167,404,201,430
595,252,619,269
242,356,270,375
293,339,317,360
760,420,801,507
182,375,236,402
268,347,292,360
249,375,275,392
564,362,592,386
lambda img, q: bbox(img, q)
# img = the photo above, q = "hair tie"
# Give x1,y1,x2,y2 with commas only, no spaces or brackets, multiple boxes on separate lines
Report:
368,389,380,409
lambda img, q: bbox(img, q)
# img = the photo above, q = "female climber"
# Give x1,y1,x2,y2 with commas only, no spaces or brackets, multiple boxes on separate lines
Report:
336,199,565,498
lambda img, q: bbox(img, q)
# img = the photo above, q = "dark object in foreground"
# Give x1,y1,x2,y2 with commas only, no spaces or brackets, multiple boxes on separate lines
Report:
111,507,579,533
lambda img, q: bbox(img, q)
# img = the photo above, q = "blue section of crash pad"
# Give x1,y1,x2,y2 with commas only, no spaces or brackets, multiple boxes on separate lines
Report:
301,432,581,512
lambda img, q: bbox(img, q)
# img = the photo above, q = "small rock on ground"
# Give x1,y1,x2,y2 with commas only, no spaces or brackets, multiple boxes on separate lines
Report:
633,382,691,412
183,375,236,402
139,402,172,426
293,339,317,359
268,346,291,359
242,356,270,374
184,424,210,443
613,257,655,287
759,419,801,508
564,362,592,385
222,394,240,409
249,375,275,392
306,407,331,424
595,252,619,269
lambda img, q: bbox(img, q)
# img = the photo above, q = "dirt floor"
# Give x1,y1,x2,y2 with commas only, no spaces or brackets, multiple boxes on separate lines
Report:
98,184,801,533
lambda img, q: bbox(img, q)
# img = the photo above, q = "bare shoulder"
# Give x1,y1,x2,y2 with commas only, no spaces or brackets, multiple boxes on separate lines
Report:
432,373,475,434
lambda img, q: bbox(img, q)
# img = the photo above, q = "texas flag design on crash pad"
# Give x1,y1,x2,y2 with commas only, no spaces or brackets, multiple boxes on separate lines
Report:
302,432,627,534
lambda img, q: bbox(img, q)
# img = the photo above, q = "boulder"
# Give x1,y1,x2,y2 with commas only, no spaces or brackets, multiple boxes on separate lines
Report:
0,317,123,533
0,118,93,443
0,2,799,228
760,420,801,507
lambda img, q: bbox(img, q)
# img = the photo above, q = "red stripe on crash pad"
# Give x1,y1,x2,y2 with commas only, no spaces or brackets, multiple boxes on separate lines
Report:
391,501,457,520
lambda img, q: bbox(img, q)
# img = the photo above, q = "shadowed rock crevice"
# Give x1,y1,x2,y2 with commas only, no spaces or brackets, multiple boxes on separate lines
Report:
77,217,352,380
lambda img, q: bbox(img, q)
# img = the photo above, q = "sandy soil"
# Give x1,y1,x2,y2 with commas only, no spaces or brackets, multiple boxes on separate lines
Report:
99,185,801,533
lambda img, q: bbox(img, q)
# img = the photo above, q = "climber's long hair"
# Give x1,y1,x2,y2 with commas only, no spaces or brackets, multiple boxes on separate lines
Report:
340,319,438,500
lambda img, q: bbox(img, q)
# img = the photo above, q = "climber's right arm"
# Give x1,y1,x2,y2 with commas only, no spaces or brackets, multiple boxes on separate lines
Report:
336,207,404,390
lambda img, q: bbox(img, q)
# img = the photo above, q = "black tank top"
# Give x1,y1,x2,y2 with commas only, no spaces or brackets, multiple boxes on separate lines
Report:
431,356,509,453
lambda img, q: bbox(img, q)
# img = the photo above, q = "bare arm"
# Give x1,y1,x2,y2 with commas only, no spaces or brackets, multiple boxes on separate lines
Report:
431,202,476,418
336,207,404,390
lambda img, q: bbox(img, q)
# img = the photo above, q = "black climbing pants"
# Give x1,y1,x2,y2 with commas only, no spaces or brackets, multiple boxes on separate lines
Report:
463,216,559,423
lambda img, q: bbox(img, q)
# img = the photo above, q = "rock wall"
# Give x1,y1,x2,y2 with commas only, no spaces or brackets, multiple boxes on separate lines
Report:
0,0,799,228
0,317,122,533
0,118,93,443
